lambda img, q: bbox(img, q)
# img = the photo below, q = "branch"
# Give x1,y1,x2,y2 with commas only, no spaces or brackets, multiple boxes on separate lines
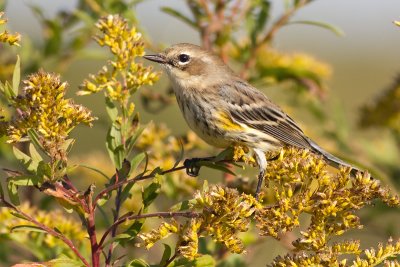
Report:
98,211,200,249
0,199,90,267
93,165,187,208
105,171,123,266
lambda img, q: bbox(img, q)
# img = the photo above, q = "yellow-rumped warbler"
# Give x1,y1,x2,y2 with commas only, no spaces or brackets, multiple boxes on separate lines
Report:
144,43,366,197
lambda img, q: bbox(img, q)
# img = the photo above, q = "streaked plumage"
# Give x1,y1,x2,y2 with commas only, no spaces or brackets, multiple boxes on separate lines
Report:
144,43,363,196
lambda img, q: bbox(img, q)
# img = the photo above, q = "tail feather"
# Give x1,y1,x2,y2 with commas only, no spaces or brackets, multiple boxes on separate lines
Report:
307,138,366,177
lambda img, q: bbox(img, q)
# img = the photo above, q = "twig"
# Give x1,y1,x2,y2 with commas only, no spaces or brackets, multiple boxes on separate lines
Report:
0,199,90,267
98,211,200,249
93,165,187,208
163,252,178,267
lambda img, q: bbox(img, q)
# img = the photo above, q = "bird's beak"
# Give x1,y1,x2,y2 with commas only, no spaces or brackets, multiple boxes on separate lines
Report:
143,53,166,64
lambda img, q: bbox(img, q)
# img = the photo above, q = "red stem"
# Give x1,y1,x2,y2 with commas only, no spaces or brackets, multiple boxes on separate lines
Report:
93,165,186,208
87,209,101,267
0,199,90,267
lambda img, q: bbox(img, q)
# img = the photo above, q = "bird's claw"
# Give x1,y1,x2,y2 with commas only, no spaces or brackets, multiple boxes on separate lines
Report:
184,158,202,177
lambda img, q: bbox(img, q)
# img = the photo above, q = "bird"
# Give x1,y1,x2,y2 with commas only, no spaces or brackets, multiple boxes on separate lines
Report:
144,43,366,198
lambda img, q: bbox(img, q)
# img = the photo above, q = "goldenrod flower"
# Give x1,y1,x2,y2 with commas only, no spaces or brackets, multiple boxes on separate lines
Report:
7,71,95,159
0,12,20,46
79,15,159,102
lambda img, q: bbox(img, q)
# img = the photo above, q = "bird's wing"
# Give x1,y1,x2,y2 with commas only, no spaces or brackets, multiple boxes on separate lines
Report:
218,80,312,149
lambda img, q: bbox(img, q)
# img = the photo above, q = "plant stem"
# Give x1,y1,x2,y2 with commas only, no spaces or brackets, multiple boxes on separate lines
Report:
0,199,90,267
93,165,187,207
163,252,178,267
105,184,123,266
87,208,101,267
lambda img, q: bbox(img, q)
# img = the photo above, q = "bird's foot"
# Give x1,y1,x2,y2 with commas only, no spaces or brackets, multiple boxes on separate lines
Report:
183,157,214,177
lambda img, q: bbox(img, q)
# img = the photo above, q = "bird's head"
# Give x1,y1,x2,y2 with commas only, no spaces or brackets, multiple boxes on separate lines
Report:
143,43,233,89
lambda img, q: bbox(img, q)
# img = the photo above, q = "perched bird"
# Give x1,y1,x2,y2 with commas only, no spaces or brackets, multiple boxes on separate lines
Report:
144,43,366,197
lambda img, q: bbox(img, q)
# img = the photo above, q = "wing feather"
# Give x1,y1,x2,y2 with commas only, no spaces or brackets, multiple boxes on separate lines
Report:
218,80,312,149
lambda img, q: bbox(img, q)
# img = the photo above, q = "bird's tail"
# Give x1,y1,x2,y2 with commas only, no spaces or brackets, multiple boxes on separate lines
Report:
307,138,365,178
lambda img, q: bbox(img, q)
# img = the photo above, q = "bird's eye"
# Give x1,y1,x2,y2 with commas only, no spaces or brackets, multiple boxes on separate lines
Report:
178,54,190,63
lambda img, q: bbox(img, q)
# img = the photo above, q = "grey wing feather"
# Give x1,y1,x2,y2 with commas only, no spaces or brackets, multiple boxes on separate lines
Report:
218,79,312,149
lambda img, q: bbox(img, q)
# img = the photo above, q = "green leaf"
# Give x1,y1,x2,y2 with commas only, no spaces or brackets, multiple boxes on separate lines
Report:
126,126,146,157
214,147,234,162
169,200,191,212
105,97,118,122
124,219,144,241
13,146,37,173
198,161,236,176
161,7,197,29
168,255,216,267
0,80,13,101
27,129,46,153
8,175,39,186
120,180,134,204
97,196,109,207
29,143,43,163
287,20,344,36
193,255,216,267
106,123,124,168
129,152,146,176
10,211,28,220
142,180,161,209
7,182,19,205
159,244,172,266
11,225,47,233
12,55,20,97
37,161,52,181
47,254,85,267
125,259,149,267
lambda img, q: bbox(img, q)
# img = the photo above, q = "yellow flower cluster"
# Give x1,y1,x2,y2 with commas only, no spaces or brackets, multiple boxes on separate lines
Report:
79,15,159,102
0,12,20,46
270,238,400,267
139,183,261,260
190,183,261,255
139,220,179,249
7,71,95,158
0,202,87,258
353,238,400,267
254,46,331,80
232,145,257,166
257,148,400,266
139,146,400,263
360,76,400,134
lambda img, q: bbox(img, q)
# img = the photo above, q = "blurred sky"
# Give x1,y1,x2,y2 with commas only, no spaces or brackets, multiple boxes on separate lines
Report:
4,0,400,118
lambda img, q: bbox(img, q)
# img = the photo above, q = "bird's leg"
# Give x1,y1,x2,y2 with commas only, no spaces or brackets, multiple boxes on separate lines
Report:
255,169,266,200
184,156,215,177
253,148,267,200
